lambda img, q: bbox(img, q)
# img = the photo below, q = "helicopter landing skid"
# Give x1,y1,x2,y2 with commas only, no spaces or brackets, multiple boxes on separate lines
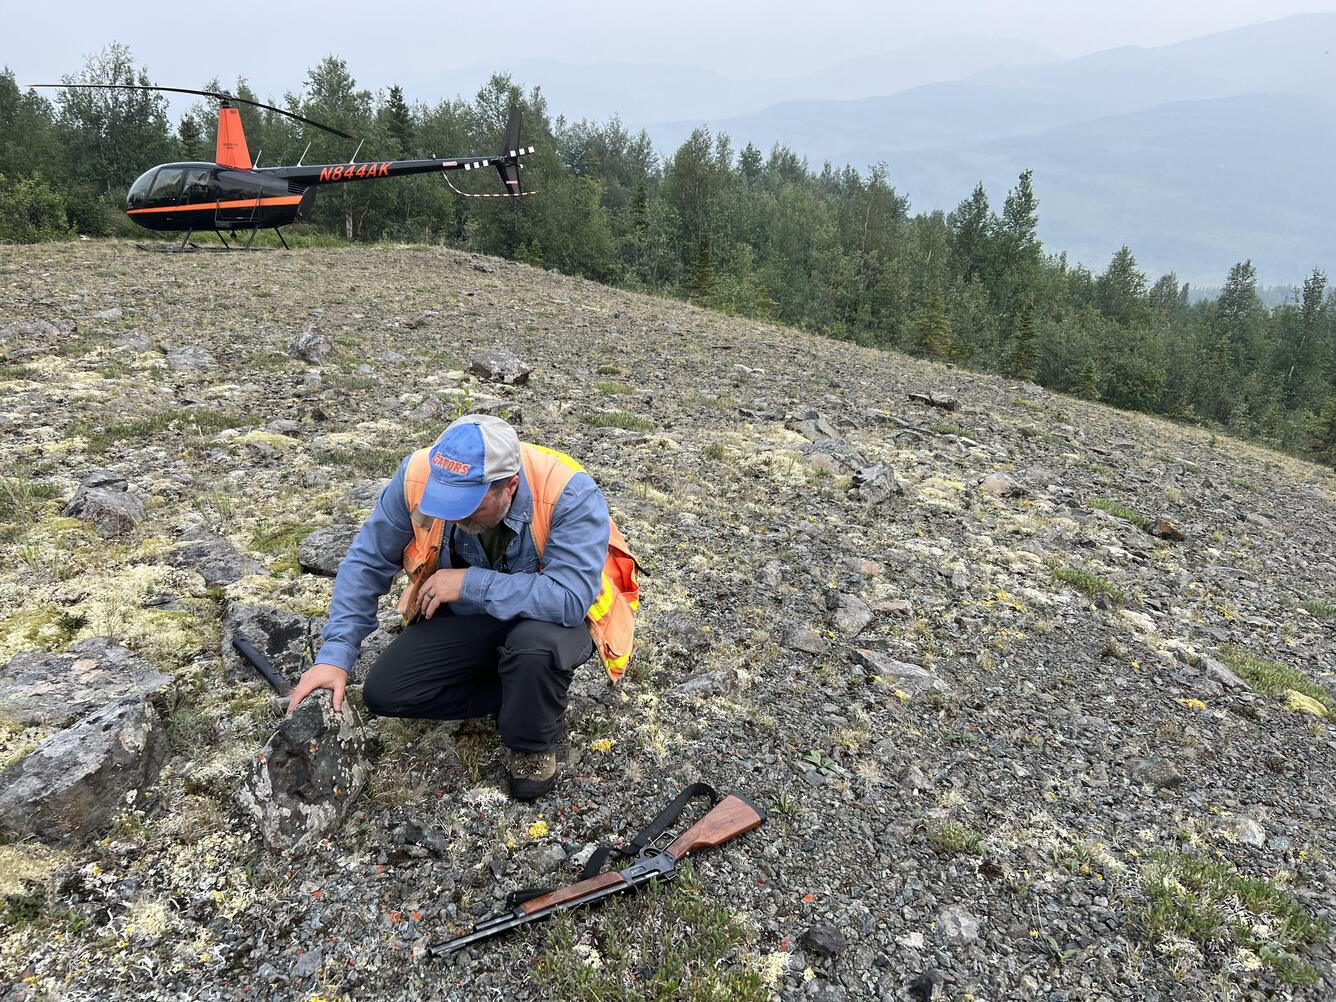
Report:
135,227,283,253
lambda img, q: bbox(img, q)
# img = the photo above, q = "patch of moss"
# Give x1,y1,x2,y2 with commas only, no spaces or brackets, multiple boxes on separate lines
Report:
594,380,633,396
1218,645,1333,714
1139,850,1328,986
1089,497,1152,529
1296,599,1336,621
312,446,405,476
1053,566,1126,605
0,606,87,661
75,407,253,454
531,863,770,1001
583,410,655,432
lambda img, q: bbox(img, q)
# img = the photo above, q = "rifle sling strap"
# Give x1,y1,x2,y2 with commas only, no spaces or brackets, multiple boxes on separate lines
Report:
504,783,720,910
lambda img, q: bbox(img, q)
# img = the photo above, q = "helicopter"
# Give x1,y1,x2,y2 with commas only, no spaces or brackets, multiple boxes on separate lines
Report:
27,82,535,250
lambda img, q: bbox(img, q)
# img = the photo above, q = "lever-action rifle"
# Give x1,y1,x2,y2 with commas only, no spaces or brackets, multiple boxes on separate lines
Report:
429,784,765,957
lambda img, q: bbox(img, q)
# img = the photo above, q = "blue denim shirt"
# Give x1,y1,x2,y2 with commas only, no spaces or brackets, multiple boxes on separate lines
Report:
315,454,611,672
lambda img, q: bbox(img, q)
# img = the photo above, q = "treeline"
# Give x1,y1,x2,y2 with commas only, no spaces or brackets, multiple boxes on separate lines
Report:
3,45,1336,463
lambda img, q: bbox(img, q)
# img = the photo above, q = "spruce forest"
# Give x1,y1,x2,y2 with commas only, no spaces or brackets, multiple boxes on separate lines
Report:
3,45,1334,465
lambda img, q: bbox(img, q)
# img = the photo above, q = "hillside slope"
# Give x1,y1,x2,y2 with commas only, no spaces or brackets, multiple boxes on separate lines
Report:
0,244,1333,1000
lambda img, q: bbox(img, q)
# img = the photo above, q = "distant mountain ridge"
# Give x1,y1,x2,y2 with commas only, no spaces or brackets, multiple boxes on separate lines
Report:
641,13,1336,284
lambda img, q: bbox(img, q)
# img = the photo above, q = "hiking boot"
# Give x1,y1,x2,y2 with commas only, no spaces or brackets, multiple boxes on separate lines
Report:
507,749,558,802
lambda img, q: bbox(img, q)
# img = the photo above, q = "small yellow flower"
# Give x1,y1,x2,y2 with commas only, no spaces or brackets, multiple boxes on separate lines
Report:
1128,849,1139,859
894,689,910,702
199,953,212,964
528,819,550,839
1130,660,1141,670
1177,698,1207,711
1029,929,1039,939
589,738,613,752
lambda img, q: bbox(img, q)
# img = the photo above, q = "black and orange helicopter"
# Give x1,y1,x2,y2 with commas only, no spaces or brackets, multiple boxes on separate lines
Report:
28,82,535,250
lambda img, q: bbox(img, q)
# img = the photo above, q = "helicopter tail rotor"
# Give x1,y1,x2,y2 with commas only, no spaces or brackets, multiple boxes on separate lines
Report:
495,107,531,197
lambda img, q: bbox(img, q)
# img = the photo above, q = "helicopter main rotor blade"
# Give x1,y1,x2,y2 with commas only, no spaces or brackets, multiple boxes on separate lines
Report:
26,82,354,139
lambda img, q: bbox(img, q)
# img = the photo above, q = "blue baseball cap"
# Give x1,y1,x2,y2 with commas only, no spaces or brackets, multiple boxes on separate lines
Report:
419,415,521,520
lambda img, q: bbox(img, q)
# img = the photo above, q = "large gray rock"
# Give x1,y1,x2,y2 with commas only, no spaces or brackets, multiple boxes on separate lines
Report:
236,691,369,853
852,649,951,696
788,409,839,442
166,346,216,372
297,525,360,577
0,638,172,728
62,471,145,537
224,604,320,692
831,593,873,637
853,464,904,503
469,348,532,385
0,694,171,844
291,328,336,364
167,535,264,587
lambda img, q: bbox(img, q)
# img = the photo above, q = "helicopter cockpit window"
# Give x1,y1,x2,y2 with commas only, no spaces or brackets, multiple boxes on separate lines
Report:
145,168,186,208
127,169,156,210
182,168,216,201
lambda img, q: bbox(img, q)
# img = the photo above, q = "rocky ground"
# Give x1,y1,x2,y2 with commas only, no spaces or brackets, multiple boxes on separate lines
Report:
0,241,1333,1002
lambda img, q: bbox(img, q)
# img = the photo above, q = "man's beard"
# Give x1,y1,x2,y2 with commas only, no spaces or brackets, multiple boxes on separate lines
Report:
453,497,511,535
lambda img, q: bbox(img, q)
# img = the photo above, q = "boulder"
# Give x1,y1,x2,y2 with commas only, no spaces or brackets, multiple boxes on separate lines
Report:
291,328,336,364
236,691,370,853
853,649,950,696
113,329,151,352
223,604,320,692
977,472,1025,498
908,391,959,411
61,471,144,537
469,348,532,385
830,593,873,637
297,525,360,577
937,904,981,944
788,409,839,442
853,463,903,503
167,535,264,587
1149,516,1186,541
0,694,171,844
0,638,172,728
166,346,216,372
785,625,828,656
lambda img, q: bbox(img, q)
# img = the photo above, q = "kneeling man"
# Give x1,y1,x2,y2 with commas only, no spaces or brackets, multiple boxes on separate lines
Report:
289,414,611,801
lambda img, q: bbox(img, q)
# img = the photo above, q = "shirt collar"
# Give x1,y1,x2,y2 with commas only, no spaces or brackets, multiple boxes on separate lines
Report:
502,466,533,529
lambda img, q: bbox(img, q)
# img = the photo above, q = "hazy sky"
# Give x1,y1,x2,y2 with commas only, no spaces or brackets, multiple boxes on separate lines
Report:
5,0,1335,101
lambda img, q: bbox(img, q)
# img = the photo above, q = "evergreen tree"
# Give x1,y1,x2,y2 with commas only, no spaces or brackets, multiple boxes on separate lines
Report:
948,182,991,282
913,285,952,358
1009,299,1037,380
1095,246,1148,325
691,232,716,305
1078,358,1101,400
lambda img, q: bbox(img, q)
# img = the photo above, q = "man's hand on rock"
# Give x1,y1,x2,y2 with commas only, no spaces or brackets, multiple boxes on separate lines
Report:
418,568,468,620
288,663,348,715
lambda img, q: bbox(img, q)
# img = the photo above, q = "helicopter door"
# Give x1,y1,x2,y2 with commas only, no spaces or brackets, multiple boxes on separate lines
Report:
215,172,262,227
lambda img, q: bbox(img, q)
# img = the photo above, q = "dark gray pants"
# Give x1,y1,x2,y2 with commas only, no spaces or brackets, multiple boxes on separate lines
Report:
362,614,594,754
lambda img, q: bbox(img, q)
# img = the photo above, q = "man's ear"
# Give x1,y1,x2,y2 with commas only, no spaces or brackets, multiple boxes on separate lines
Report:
507,474,520,498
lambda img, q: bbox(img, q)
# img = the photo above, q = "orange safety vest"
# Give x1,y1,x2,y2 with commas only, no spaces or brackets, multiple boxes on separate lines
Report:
398,442,641,682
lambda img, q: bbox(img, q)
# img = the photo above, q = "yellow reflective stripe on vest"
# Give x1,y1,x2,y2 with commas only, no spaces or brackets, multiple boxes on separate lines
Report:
588,573,617,621
524,442,585,474
605,649,632,671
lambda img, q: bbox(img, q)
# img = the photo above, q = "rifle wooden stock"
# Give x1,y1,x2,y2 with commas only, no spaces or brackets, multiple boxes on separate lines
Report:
518,870,627,915
664,794,765,861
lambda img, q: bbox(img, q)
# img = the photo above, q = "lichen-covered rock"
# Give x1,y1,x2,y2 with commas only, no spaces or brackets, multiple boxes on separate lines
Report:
166,534,264,586
291,328,336,364
223,603,321,690
469,347,532,385
853,649,950,695
297,524,360,577
0,637,172,728
165,345,216,371
830,593,873,637
0,694,171,844
61,471,145,537
236,691,369,853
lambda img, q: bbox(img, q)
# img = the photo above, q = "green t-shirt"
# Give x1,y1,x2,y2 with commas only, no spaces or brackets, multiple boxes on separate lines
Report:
478,522,515,570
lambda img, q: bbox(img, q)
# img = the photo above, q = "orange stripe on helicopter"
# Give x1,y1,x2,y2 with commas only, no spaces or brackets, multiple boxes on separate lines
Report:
127,195,303,215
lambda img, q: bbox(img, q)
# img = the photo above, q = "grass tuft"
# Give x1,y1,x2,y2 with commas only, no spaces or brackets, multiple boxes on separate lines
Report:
927,820,983,857
1052,566,1126,605
583,410,655,432
1218,645,1333,714
1139,850,1328,985
1089,497,1152,529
